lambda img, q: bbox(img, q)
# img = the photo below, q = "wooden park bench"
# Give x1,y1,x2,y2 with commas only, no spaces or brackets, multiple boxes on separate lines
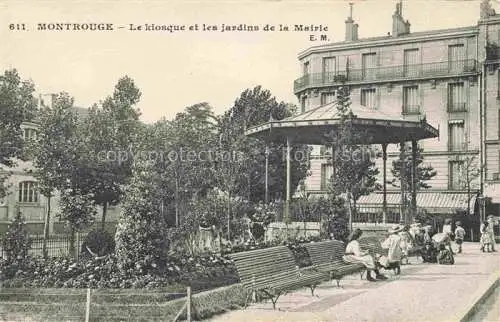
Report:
358,236,400,276
228,245,327,310
303,240,365,287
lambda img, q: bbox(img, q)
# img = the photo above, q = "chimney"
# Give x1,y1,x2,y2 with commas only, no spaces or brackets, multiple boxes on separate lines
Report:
345,2,359,41
392,1,410,37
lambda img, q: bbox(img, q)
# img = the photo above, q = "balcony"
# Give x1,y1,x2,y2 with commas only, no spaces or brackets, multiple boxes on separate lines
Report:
402,105,420,115
294,59,479,94
447,103,468,113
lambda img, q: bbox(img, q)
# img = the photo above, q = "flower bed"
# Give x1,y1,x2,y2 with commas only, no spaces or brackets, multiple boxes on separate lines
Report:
0,235,327,321
0,235,322,291
0,253,238,292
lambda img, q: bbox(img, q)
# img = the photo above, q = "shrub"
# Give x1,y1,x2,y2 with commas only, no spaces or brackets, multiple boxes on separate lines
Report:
1,209,31,263
80,229,115,259
115,160,169,274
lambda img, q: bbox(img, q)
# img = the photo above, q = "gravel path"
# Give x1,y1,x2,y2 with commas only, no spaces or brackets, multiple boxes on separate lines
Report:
210,242,500,322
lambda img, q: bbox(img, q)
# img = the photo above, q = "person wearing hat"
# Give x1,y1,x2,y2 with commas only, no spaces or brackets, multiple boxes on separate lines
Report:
380,225,403,271
454,221,466,253
487,215,496,252
343,228,387,282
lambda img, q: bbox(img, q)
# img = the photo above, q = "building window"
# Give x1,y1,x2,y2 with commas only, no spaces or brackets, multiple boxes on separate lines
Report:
300,96,307,113
18,181,38,203
320,163,333,190
449,161,463,190
448,44,465,71
321,92,336,105
303,61,310,76
22,128,38,141
448,82,467,112
448,120,465,151
362,53,377,80
402,86,419,114
403,49,420,77
361,88,376,109
322,57,336,83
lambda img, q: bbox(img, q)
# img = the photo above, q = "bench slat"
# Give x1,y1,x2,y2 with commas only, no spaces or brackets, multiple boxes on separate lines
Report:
228,245,326,307
303,240,365,283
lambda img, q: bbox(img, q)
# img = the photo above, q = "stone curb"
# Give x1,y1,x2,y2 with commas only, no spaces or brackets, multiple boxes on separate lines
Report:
455,269,499,322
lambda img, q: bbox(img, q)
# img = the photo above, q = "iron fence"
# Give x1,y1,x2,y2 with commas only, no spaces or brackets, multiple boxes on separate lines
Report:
0,234,83,260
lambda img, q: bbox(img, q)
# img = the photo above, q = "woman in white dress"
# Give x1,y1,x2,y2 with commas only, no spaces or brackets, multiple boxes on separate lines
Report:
343,228,387,282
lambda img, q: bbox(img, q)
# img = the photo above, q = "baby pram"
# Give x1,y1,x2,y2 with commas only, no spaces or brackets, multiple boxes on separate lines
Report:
431,232,452,248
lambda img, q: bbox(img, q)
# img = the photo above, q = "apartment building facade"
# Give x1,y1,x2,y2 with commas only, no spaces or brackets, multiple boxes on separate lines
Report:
294,1,500,219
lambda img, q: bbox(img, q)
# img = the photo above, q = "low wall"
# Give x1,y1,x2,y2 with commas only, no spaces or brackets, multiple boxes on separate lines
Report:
265,222,321,242
264,222,398,242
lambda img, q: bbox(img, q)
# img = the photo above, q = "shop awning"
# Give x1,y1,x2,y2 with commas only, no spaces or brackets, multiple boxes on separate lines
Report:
356,192,478,215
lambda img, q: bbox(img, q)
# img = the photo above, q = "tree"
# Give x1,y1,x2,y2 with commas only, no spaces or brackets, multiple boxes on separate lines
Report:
323,86,380,229
219,86,310,203
114,159,169,273
215,125,248,239
1,208,31,263
324,195,350,242
31,92,78,258
58,188,97,258
391,144,437,219
142,103,220,227
457,155,482,216
0,69,37,198
168,103,219,226
78,76,142,229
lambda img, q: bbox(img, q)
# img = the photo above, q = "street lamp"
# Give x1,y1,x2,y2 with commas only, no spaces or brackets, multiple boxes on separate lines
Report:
478,195,487,222
265,145,269,205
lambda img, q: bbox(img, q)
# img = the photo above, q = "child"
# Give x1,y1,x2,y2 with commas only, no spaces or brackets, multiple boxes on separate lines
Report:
442,218,453,237
480,221,492,252
437,243,454,265
399,225,413,265
454,221,466,253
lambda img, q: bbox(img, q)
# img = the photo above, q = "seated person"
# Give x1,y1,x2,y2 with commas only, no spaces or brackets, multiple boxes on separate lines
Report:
343,228,388,282
380,225,403,274
437,243,454,265
421,241,438,263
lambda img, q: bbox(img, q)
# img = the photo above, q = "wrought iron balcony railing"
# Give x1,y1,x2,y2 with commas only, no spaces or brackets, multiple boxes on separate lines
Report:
402,104,420,115
294,59,479,94
447,103,468,113
448,143,468,152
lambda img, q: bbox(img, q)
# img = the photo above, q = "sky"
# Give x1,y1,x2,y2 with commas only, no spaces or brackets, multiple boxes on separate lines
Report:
1,0,498,123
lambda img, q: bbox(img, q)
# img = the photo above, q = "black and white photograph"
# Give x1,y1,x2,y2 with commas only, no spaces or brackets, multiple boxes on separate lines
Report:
0,0,499,321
